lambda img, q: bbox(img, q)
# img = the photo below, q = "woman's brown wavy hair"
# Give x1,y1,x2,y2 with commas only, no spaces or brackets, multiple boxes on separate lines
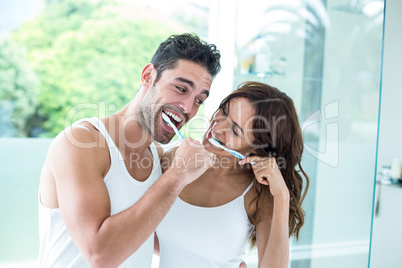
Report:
215,81,309,246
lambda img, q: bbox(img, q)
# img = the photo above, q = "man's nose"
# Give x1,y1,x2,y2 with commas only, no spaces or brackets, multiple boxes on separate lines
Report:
178,95,194,114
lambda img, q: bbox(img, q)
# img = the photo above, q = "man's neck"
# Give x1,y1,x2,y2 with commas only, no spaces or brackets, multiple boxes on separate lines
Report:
105,100,154,156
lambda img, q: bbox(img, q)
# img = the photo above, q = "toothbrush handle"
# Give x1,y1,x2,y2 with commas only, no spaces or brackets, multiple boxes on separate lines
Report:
229,150,245,159
170,123,185,141
177,132,185,141
229,150,256,165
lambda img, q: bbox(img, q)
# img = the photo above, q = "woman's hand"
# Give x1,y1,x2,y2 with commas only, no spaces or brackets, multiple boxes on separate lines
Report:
239,156,289,200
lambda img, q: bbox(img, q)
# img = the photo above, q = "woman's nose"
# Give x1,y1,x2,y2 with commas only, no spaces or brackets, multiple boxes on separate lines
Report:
214,119,230,134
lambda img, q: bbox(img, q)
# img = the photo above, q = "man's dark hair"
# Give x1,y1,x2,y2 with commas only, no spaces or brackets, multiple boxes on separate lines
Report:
150,33,221,83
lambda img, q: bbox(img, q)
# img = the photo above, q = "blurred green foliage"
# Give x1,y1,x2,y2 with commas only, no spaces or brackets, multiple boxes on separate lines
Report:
0,37,38,137
11,0,183,137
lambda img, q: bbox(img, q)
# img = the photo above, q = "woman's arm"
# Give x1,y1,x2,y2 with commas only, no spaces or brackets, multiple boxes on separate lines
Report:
240,156,290,268
256,193,289,268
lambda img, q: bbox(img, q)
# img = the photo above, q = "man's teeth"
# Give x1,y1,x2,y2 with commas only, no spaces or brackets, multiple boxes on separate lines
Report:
164,111,182,123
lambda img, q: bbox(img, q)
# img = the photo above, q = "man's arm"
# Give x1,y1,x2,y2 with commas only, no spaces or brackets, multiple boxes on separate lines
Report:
45,126,210,268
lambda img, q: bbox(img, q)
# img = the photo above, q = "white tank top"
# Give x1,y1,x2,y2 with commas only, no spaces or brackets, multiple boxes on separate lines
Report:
156,182,254,268
38,117,162,268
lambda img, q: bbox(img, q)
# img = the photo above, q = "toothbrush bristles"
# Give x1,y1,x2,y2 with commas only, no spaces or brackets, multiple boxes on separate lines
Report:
213,137,224,145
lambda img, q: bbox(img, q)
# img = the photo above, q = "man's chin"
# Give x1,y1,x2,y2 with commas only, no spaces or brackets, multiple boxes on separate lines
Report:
155,139,170,145
153,133,174,145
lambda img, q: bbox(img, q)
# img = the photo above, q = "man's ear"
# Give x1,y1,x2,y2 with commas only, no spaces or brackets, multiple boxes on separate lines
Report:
141,63,156,90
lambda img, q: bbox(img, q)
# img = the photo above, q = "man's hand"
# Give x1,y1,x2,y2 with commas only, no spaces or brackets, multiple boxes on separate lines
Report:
170,137,213,185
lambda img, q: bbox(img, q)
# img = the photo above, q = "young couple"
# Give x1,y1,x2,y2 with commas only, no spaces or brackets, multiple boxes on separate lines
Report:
38,33,309,268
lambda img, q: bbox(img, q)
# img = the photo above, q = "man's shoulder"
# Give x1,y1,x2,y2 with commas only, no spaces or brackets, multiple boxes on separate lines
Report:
47,122,108,167
53,122,101,149
46,123,110,179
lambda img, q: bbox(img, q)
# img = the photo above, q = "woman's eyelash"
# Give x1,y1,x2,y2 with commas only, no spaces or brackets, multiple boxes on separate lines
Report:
222,106,227,116
221,106,239,136
232,127,239,136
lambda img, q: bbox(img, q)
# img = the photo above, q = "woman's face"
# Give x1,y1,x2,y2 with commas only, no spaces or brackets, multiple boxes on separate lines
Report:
202,97,256,157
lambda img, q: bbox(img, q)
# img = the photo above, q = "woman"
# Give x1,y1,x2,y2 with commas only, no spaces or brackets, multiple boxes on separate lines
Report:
155,81,309,267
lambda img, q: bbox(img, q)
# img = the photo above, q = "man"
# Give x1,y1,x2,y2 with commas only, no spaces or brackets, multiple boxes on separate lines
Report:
38,33,221,267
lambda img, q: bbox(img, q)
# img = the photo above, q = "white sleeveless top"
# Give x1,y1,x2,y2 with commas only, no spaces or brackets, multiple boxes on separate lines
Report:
38,117,162,268
156,182,254,268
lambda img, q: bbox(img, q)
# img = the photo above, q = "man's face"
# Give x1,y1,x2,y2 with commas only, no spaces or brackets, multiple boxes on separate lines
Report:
140,59,213,144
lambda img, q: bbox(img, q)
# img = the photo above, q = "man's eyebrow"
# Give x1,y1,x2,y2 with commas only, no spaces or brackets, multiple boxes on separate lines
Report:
176,77,194,88
175,77,209,97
